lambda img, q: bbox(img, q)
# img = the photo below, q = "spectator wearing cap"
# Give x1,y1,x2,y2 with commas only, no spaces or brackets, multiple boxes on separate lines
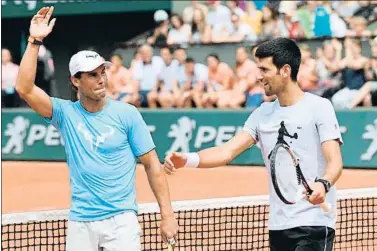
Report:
203,53,234,108
132,44,165,107
167,14,191,45
106,54,139,106
190,7,212,44
147,10,169,46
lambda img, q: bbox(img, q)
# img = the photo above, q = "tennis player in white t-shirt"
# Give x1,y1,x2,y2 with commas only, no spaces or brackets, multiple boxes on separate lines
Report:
163,38,343,251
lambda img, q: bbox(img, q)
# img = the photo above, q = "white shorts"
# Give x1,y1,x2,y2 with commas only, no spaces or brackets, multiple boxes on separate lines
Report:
66,212,141,251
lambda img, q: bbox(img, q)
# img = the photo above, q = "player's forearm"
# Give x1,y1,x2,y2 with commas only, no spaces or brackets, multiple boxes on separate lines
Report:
196,146,233,168
145,163,175,219
321,158,343,186
15,42,39,95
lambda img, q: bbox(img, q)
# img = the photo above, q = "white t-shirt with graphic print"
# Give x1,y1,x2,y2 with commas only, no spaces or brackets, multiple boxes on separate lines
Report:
242,92,343,231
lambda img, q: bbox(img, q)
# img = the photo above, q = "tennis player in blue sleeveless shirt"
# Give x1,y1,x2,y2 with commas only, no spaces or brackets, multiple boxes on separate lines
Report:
15,6,179,251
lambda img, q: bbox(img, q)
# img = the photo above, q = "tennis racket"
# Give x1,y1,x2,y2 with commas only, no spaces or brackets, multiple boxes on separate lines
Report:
270,142,330,212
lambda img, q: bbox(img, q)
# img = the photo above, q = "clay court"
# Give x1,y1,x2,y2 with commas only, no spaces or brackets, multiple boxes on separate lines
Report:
2,161,377,250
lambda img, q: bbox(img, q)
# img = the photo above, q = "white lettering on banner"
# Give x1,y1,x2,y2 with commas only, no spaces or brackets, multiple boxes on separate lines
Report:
194,126,216,148
26,125,47,145
45,125,63,146
215,126,236,146
361,118,377,161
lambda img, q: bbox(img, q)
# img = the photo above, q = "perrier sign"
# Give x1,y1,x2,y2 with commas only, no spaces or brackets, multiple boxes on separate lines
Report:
2,0,171,18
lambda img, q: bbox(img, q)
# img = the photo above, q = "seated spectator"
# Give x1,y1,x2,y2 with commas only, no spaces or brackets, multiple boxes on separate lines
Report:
231,47,261,108
349,39,377,108
226,0,245,17
315,39,343,97
276,6,306,39
354,0,377,21
331,38,370,109
182,0,209,24
295,1,315,38
167,14,191,45
176,57,209,108
129,47,142,74
333,1,360,24
241,1,263,35
133,44,165,107
203,53,234,108
346,16,372,38
206,0,232,41
312,2,332,38
190,8,212,44
172,47,192,108
1,48,20,108
149,47,180,108
147,17,169,46
106,54,139,106
259,4,279,41
297,44,318,93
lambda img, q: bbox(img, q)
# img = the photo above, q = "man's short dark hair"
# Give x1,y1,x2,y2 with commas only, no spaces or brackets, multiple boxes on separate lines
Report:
186,57,195,64
206,53,220,61
110,54,123,60
255,38,301,81
160,46,174,54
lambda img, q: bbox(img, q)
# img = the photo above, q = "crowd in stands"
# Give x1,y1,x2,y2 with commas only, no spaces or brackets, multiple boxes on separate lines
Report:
2,1,377,109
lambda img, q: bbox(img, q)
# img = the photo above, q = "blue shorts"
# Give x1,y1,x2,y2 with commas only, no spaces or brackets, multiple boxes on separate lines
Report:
245,93,264,108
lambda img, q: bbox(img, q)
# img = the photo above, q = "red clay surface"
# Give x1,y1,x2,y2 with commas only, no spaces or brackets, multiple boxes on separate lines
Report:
3,161,377,213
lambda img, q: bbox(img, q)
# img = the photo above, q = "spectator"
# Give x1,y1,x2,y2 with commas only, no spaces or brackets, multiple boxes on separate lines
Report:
129,47,142,74
333,1,360,23
241,1,263,35
312,2,332,37
315,39,343,97
331,38,370,109
182,0,209,24
295,1,315,38
214,13,257,43
203,53,234,108
346,16,372,38
184,58,209,108
147,11,169,46
106,54,139,106
1,48,20,108
297,44,318,92
226,0,245,17
206,0,232,41
149,46,180,108
354,0,377,21
231,46,262,108
167,14,191,45
172,47,192,108
133,44,165,107
348,39,377,108
276,6,305,39
259,4,279,41
190,8,212,44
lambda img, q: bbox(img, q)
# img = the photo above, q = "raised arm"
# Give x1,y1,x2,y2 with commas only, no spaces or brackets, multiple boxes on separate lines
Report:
15,6,56,119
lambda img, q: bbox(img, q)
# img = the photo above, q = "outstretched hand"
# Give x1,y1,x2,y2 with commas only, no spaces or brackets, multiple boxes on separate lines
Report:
29,6,56,41
163,152,187,174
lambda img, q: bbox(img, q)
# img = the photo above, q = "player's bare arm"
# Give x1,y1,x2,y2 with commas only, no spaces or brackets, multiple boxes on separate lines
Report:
164,130,256,173
307,139,343,205
139,149,179,244
15,7,56,119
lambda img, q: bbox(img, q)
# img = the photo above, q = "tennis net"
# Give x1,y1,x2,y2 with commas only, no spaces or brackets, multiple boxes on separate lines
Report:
2,188,376,251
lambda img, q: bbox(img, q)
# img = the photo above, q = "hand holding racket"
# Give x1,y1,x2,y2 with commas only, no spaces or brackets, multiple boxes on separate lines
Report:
167,238,176,251
270,142,331,212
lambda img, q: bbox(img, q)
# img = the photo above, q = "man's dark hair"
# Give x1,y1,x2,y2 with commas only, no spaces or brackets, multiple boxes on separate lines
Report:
255,38,301,81
186,57,196,64
206,53,220,61
69,72,82,92
160,46,174,54
110,53,123,60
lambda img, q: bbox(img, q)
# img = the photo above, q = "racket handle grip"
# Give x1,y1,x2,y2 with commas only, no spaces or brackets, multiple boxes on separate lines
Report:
168,244,174,251
320,202,331,212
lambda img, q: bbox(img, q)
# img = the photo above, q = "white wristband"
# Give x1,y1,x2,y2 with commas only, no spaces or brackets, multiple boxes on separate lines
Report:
183,152,200,168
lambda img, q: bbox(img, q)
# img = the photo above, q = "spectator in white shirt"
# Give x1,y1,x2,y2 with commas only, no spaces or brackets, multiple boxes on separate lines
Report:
206,0,232,41
133,44,165,107
226,0,245,17
182,0,209,24
167,14,191,45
